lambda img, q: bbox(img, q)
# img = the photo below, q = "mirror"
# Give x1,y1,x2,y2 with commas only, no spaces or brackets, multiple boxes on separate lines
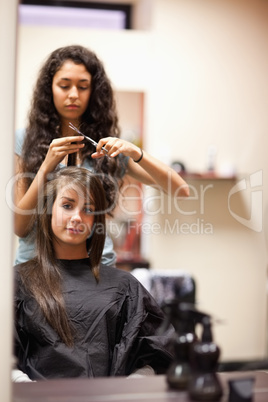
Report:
14,0,268,386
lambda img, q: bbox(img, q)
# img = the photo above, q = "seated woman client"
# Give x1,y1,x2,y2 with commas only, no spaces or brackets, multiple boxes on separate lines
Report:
14,167,174,380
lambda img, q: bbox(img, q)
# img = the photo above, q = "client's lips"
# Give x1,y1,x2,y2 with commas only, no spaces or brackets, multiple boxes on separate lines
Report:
67,227,82,234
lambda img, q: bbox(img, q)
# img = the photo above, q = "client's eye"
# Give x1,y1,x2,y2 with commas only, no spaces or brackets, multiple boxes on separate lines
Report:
62,203,72,210
84,207,94,214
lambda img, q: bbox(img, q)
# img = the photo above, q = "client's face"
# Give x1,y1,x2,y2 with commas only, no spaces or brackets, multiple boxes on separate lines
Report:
51,185,95,258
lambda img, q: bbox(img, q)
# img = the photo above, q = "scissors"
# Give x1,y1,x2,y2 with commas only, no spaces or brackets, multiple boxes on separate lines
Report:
68,122,108,154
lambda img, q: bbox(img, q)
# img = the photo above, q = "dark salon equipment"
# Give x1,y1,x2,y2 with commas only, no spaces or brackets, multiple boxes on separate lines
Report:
228,377,255,402
171,160,186,174
159,301,223,400
131,269,196,307
188,312,223,401
159,301,197,390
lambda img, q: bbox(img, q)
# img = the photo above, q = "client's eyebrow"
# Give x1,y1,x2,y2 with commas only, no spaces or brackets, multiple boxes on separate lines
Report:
60,196,75,202
60,196,93,206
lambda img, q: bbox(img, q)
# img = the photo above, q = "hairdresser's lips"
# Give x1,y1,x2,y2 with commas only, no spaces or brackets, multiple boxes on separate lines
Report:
66,104,79,110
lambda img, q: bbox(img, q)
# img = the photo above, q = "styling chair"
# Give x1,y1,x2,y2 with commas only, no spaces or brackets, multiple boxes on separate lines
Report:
131,268,196,307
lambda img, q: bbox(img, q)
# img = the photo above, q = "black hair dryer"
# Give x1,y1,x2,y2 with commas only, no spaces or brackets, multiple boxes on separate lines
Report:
160,302,223,401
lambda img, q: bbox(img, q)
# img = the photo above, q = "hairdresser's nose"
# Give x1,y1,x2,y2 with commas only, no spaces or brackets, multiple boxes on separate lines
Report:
68,85,79,100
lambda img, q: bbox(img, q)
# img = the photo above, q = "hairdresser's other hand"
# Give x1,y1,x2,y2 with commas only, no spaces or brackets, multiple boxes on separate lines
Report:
92,137,141,161
41,136,84,173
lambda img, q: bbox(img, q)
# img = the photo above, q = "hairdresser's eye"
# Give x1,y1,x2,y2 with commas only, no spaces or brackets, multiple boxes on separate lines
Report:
79,86,89,91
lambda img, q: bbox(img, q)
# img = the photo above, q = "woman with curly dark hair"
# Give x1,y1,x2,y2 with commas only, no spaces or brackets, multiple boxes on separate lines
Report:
14,44,189,266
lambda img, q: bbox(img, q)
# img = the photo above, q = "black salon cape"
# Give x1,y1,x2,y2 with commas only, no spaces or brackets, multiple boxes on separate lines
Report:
14,259,174,380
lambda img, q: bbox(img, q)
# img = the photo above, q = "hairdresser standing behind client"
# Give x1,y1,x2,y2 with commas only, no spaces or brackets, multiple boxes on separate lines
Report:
14,167,174,379
14,45,189,266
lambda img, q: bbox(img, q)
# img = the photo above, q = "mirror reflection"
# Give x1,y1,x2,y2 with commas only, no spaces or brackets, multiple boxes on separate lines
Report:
13,0,268,387
13,1,188,382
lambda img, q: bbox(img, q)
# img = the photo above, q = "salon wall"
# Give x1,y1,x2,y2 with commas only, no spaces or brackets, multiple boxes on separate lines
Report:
15,0,268,361
143,0,268,362
1,0,17,401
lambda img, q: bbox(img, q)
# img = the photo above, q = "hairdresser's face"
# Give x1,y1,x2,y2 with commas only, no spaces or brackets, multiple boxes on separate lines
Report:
51,185,95,259
52,60,91,125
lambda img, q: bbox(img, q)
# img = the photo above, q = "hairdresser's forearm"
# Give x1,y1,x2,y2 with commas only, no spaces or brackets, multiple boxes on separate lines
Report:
14,167,48,237
128,151,189,197
94,138,189,197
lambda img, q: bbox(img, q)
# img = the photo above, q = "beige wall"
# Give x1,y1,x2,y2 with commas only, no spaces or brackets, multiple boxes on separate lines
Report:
143,0,268,361
15,0,268,361
0,0,17,401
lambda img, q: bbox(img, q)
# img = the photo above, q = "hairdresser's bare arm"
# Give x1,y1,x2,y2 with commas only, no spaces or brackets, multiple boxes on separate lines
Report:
126,155,188,197
14,155,47,237
93,138,189,197
14,136,84,237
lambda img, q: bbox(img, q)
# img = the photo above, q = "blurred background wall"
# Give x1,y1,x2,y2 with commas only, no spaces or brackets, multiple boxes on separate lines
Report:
0,1,17,401
15,0,268,362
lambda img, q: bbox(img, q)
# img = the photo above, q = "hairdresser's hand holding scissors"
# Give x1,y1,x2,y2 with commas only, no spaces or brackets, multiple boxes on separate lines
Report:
92,137,142,161
67,122,189,197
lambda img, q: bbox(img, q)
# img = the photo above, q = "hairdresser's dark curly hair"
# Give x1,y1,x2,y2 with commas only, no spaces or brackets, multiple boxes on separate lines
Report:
21,45,123,213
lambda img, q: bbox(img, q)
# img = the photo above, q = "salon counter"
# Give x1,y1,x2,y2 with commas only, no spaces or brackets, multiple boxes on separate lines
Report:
13,370,268,402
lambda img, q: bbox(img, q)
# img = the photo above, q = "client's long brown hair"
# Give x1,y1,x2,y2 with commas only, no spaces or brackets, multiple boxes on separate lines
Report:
18,167,107,346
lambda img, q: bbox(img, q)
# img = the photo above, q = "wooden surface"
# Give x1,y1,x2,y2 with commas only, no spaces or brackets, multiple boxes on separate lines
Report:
13,371,268,402
180,172,237,180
